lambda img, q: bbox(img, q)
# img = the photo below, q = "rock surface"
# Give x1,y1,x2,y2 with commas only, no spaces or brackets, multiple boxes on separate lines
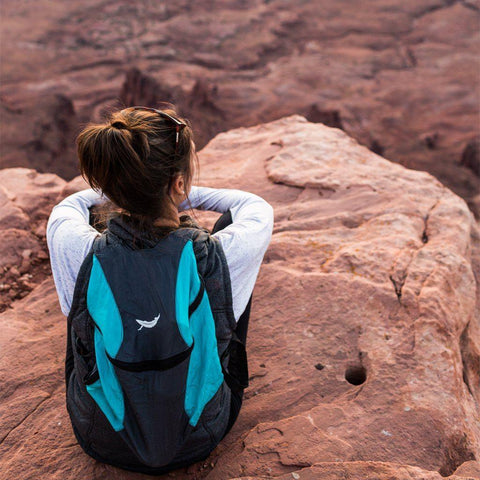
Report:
1,0,479,215
0,116,479,479
0,168,66,312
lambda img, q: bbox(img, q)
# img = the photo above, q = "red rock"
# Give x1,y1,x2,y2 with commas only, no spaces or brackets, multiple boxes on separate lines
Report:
230,461,478,479
0,168,65,311
184,79,226,149
58,175,90,199
460,137,480,178
118,69,225,149
119,67,179,112
1,95,78,179
0,117,479,479
454,460,480,478
1,0,479,216
305,104,343,130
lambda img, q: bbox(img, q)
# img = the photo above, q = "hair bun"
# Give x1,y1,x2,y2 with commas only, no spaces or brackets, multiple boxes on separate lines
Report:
111,121,128,130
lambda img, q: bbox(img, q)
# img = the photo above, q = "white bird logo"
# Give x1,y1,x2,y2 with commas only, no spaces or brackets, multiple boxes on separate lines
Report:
135,313,161,331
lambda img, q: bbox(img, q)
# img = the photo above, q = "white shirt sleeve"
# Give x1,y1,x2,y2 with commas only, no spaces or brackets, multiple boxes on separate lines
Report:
47,186,274,322
46,188,107,316
180,186,274,321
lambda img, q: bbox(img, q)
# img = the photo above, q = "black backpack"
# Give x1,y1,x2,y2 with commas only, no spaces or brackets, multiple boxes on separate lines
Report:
65,219,248,472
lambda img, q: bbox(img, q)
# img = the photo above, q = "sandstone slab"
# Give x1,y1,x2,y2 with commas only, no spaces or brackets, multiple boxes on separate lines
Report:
0,117,479,479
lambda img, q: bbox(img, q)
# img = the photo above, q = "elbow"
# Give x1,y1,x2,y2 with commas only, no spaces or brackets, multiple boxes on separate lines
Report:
257,201,274,245
46,217,54,251
254,197,274,236
46,213,59,252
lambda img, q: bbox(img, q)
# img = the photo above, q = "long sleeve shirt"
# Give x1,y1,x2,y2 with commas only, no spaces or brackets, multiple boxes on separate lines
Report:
46,186,274,322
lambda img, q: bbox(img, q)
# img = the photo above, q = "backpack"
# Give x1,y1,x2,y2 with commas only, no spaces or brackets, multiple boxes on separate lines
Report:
65,217,248,473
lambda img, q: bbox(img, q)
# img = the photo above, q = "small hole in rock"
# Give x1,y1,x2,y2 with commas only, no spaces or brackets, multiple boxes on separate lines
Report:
315,363,325,371
345,365,367,385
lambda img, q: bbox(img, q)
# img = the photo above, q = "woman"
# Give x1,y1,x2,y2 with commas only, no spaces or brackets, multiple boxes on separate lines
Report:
46,106,274,474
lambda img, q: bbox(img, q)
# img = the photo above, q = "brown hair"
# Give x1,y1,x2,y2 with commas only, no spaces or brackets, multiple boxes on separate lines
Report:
77,105,198,233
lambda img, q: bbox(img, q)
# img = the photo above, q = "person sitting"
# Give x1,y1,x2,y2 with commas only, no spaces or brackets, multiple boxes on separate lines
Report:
46,105,274,474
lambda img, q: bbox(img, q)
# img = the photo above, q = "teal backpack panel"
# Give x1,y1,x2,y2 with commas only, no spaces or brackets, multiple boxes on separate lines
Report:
177,241,224,426
175,241,195,347
86,254,125,431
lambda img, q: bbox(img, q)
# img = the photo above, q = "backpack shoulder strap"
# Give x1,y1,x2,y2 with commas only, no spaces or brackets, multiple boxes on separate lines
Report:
188,276,205,317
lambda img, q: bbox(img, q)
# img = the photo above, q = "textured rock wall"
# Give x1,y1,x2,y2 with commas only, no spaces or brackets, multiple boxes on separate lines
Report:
0,117,479,479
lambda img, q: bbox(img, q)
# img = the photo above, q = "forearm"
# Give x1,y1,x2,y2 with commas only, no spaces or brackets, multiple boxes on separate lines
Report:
179,186,268,218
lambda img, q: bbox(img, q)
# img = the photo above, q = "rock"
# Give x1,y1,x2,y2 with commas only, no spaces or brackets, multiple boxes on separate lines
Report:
1,0,479,216
460,137,480,177
34,223,47,239
184,79,226,149
231,461,479,479
199,116,480,478
468,194,480,221
453,460,480,478
59,175,90,199
0,168,66,225
1,94,78,180
118,68,226,149
421,132,440,150
119,67,180,112
192,52,227,69
21,249,32,260
0,117,479,479
24,94,77,177
0,168,65,312
370,139,385,156
305,104,343,130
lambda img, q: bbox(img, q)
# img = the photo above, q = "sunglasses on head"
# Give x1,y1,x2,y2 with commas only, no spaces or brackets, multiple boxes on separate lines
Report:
131,106,187,153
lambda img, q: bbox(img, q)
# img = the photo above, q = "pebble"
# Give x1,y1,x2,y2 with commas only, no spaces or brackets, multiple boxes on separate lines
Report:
9,267,20,277
34,224,47,237
38,250,49,260
22,249,32,259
